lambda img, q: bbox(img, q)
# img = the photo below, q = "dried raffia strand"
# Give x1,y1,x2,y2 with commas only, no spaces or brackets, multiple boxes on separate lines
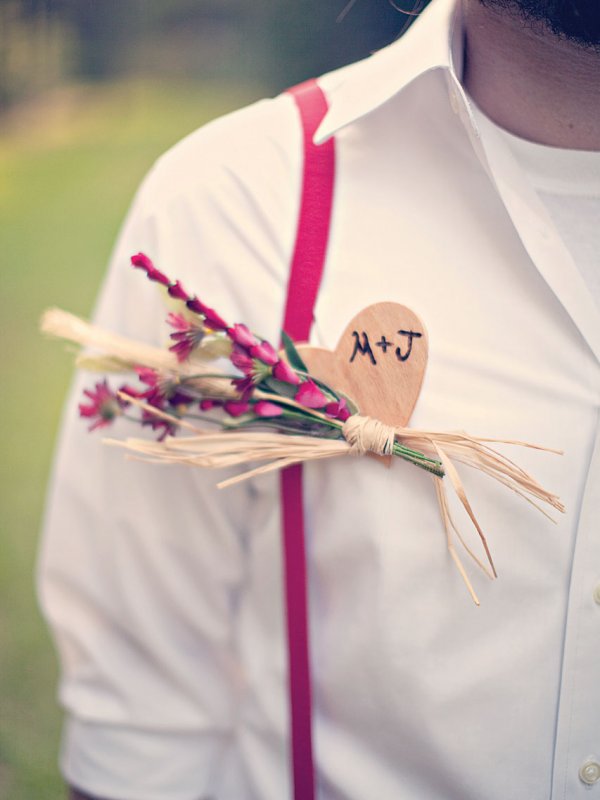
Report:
105,397,564,603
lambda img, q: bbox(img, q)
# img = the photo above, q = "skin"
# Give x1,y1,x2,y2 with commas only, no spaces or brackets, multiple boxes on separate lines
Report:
461,0,600,149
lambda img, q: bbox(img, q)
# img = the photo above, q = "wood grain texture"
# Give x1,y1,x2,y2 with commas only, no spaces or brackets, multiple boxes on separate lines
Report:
297,302,428,465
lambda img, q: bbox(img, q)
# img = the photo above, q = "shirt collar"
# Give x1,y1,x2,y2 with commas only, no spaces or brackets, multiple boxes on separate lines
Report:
315,0,600,363
315,0,464,144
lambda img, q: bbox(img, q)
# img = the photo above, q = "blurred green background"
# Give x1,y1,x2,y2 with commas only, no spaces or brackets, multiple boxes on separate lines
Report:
0,1,426,797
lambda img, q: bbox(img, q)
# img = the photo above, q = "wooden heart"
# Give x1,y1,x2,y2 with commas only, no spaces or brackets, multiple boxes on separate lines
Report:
297,302,428,464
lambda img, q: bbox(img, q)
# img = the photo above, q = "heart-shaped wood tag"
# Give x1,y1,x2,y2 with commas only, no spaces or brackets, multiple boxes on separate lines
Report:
297,302,428,464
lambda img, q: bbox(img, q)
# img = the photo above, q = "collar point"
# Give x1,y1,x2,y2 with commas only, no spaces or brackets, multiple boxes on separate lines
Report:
313,123,335,146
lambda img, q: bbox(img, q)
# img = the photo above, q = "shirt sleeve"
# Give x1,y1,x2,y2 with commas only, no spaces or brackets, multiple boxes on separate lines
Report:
37,92,302,800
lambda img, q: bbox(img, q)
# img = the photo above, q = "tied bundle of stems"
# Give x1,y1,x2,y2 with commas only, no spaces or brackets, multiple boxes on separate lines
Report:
41,253,565,605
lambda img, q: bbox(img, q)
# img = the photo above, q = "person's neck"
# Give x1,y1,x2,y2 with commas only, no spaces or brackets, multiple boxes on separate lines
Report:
461,0,600,150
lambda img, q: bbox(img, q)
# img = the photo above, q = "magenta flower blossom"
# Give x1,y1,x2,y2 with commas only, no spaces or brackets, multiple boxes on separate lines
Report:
131,253,170,286
295,380,328,409
224,400,250,418
79,380,127,432
166,312,205,362
131,253,228,331
120,371,175,440
325,398,351,422
254,401,284,417
128,367,172,419
230,344,254,374
125,378,177,441
230,345,272,398
273,359,300,386
141,404,178,441
168,281,190,302
249,340,278,366
166,312,189,332
135,366,160,388
200,399,222,411
167,388,195,409
124,252,356,436
187,297,228,332
227,323,257,349
118,383,145,400
232,376,255,400
203,309,228,331
186,297,210,316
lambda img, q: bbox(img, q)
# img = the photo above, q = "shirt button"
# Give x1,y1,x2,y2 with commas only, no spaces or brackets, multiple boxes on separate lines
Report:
579,761,600,785
593,584,600,605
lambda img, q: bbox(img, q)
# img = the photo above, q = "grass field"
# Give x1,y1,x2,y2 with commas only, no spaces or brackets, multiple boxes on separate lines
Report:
0,78,262,800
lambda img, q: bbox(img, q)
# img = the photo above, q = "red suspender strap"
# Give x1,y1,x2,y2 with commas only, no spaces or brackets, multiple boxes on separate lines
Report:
283,81,335,339
281,80,335,800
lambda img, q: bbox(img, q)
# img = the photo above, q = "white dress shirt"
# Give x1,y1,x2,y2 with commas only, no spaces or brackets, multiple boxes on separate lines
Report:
39,0,600,798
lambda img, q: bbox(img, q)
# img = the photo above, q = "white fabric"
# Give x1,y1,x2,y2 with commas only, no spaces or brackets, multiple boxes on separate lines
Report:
472,103,600,309
38,0,600,798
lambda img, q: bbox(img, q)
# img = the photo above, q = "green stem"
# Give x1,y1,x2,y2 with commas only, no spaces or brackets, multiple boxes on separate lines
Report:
392,442,444,477
183,372,240,382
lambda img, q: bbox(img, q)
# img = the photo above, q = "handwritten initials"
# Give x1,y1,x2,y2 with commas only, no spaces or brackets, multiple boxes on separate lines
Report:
350,329,422,366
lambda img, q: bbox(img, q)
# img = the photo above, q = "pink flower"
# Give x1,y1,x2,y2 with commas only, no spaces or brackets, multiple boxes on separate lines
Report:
135,366,160,388
203,308,228,332
295,380,328,409
142,408,177,441
131,253,170,286
167,389,194,409
166,312,205,362
232,376,255,400
167,312,189,331
224,400,250,417
273,359,300,385
249,340,278,366
325,398,351,422
200,399,222,411
118,383,142,398
130,368,170,413
79,380,127,432
131,252,153,271
186,296,228,330
168,281,190,302
338,406,351,422
134,387,178,441
186,297,210,316
230,344,254,374
130,253,228,331
230,344,271,396
227,323,257,349
254,401,284,417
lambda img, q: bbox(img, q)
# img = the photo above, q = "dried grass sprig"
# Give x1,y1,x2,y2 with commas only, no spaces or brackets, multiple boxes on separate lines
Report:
41,308,237,399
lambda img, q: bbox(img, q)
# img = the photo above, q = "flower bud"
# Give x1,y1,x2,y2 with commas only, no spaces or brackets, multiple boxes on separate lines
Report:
254,401,284,417
249,340,278,366
295,380,328,409
224,400,250,418
273,359,300,385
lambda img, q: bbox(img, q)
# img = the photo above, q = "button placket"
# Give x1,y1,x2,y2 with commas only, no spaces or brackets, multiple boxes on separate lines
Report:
551,420,600,797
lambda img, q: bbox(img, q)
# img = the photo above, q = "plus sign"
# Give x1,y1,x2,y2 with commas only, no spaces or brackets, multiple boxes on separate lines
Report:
376,336,392,354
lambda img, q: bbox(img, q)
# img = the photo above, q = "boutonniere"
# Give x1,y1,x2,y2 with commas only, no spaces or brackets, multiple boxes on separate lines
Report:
41,253,564,604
